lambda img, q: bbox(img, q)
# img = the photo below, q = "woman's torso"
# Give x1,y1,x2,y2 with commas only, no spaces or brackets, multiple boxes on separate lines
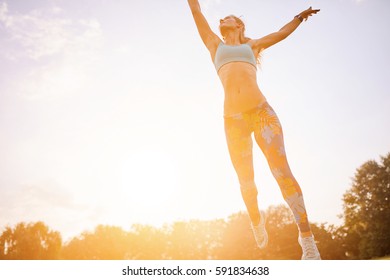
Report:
210,42,267,117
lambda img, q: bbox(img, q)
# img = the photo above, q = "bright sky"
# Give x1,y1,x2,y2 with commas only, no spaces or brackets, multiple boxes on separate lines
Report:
1,0,389,241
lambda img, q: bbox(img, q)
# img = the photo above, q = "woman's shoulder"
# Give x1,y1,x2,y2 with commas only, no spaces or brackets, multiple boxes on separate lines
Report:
245,39,256,47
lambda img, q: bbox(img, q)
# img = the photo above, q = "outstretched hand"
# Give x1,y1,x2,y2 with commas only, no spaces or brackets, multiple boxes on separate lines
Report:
299,7,320,21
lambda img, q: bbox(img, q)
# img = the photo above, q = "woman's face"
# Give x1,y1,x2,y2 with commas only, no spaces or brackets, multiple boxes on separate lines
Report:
219,15,240,30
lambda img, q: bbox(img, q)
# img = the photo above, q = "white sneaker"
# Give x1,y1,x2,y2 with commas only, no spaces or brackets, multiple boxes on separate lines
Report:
298,235,321,260
251,210,268,249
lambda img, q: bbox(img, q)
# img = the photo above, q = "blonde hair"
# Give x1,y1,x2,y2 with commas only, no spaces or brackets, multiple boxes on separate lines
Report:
220,15,262,66
233,15,252,44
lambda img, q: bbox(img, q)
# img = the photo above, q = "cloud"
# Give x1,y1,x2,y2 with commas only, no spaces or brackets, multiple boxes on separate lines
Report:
0,1,103,99
0,2,102,60
0,181,101,240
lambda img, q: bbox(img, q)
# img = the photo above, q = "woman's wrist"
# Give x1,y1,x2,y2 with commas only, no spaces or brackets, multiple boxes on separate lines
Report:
294,14,303,23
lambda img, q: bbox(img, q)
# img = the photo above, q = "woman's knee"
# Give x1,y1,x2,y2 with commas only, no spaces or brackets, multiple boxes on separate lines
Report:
269,166,302,197
270,165,294,182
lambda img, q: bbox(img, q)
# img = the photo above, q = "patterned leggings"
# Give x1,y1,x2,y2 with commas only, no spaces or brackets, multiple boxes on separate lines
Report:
224,101,311,234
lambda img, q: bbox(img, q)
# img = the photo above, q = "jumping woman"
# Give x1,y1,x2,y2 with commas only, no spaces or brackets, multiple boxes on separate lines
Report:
187,0,321,260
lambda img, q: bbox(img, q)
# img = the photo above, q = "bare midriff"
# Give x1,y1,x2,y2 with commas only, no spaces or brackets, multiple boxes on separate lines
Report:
217,62,266,117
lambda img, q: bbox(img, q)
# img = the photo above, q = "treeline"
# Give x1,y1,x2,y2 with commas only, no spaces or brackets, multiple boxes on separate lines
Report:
1,153,389,260
0,206,343,260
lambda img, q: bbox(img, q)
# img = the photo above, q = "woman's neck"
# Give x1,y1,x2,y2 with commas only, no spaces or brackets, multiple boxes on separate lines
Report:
223,30,241,45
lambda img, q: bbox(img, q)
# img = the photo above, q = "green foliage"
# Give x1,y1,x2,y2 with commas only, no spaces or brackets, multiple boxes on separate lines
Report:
310,224,347,260
61,225,135,260
342,153,390,259
0,221,62,260
57,205,345,260
3,152,389,260
163,219,224,260
214,212,257,259
0,205,348,260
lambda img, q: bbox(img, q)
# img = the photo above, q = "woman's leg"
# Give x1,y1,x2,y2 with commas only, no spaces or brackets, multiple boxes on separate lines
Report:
253,103,312,237
224,116,261,225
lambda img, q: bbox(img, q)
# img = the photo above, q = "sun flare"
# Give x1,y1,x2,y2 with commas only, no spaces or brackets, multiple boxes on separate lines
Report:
118,150,181,221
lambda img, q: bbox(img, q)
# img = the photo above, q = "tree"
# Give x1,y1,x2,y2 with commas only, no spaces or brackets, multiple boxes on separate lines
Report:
61,225,135,260
310,223,347,260
164,219,224,260
130,224,168,259
342,153,390,259
214,212,257,260
0,221,62,259
216,205,301,260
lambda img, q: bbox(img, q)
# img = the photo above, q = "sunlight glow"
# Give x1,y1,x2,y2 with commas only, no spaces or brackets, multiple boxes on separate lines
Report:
118,150,181,217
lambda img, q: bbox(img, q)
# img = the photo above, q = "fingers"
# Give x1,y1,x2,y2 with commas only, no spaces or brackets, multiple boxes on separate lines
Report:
305,6,320,13
302,7,320,19
297,6,320,22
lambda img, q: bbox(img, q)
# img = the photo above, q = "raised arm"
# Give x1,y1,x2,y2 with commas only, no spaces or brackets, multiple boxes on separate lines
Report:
251,7,320,53
187,0,221,51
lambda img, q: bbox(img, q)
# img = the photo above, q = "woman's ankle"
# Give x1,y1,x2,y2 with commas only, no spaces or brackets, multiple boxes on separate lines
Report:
250,214,261,226
299,231,313,238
